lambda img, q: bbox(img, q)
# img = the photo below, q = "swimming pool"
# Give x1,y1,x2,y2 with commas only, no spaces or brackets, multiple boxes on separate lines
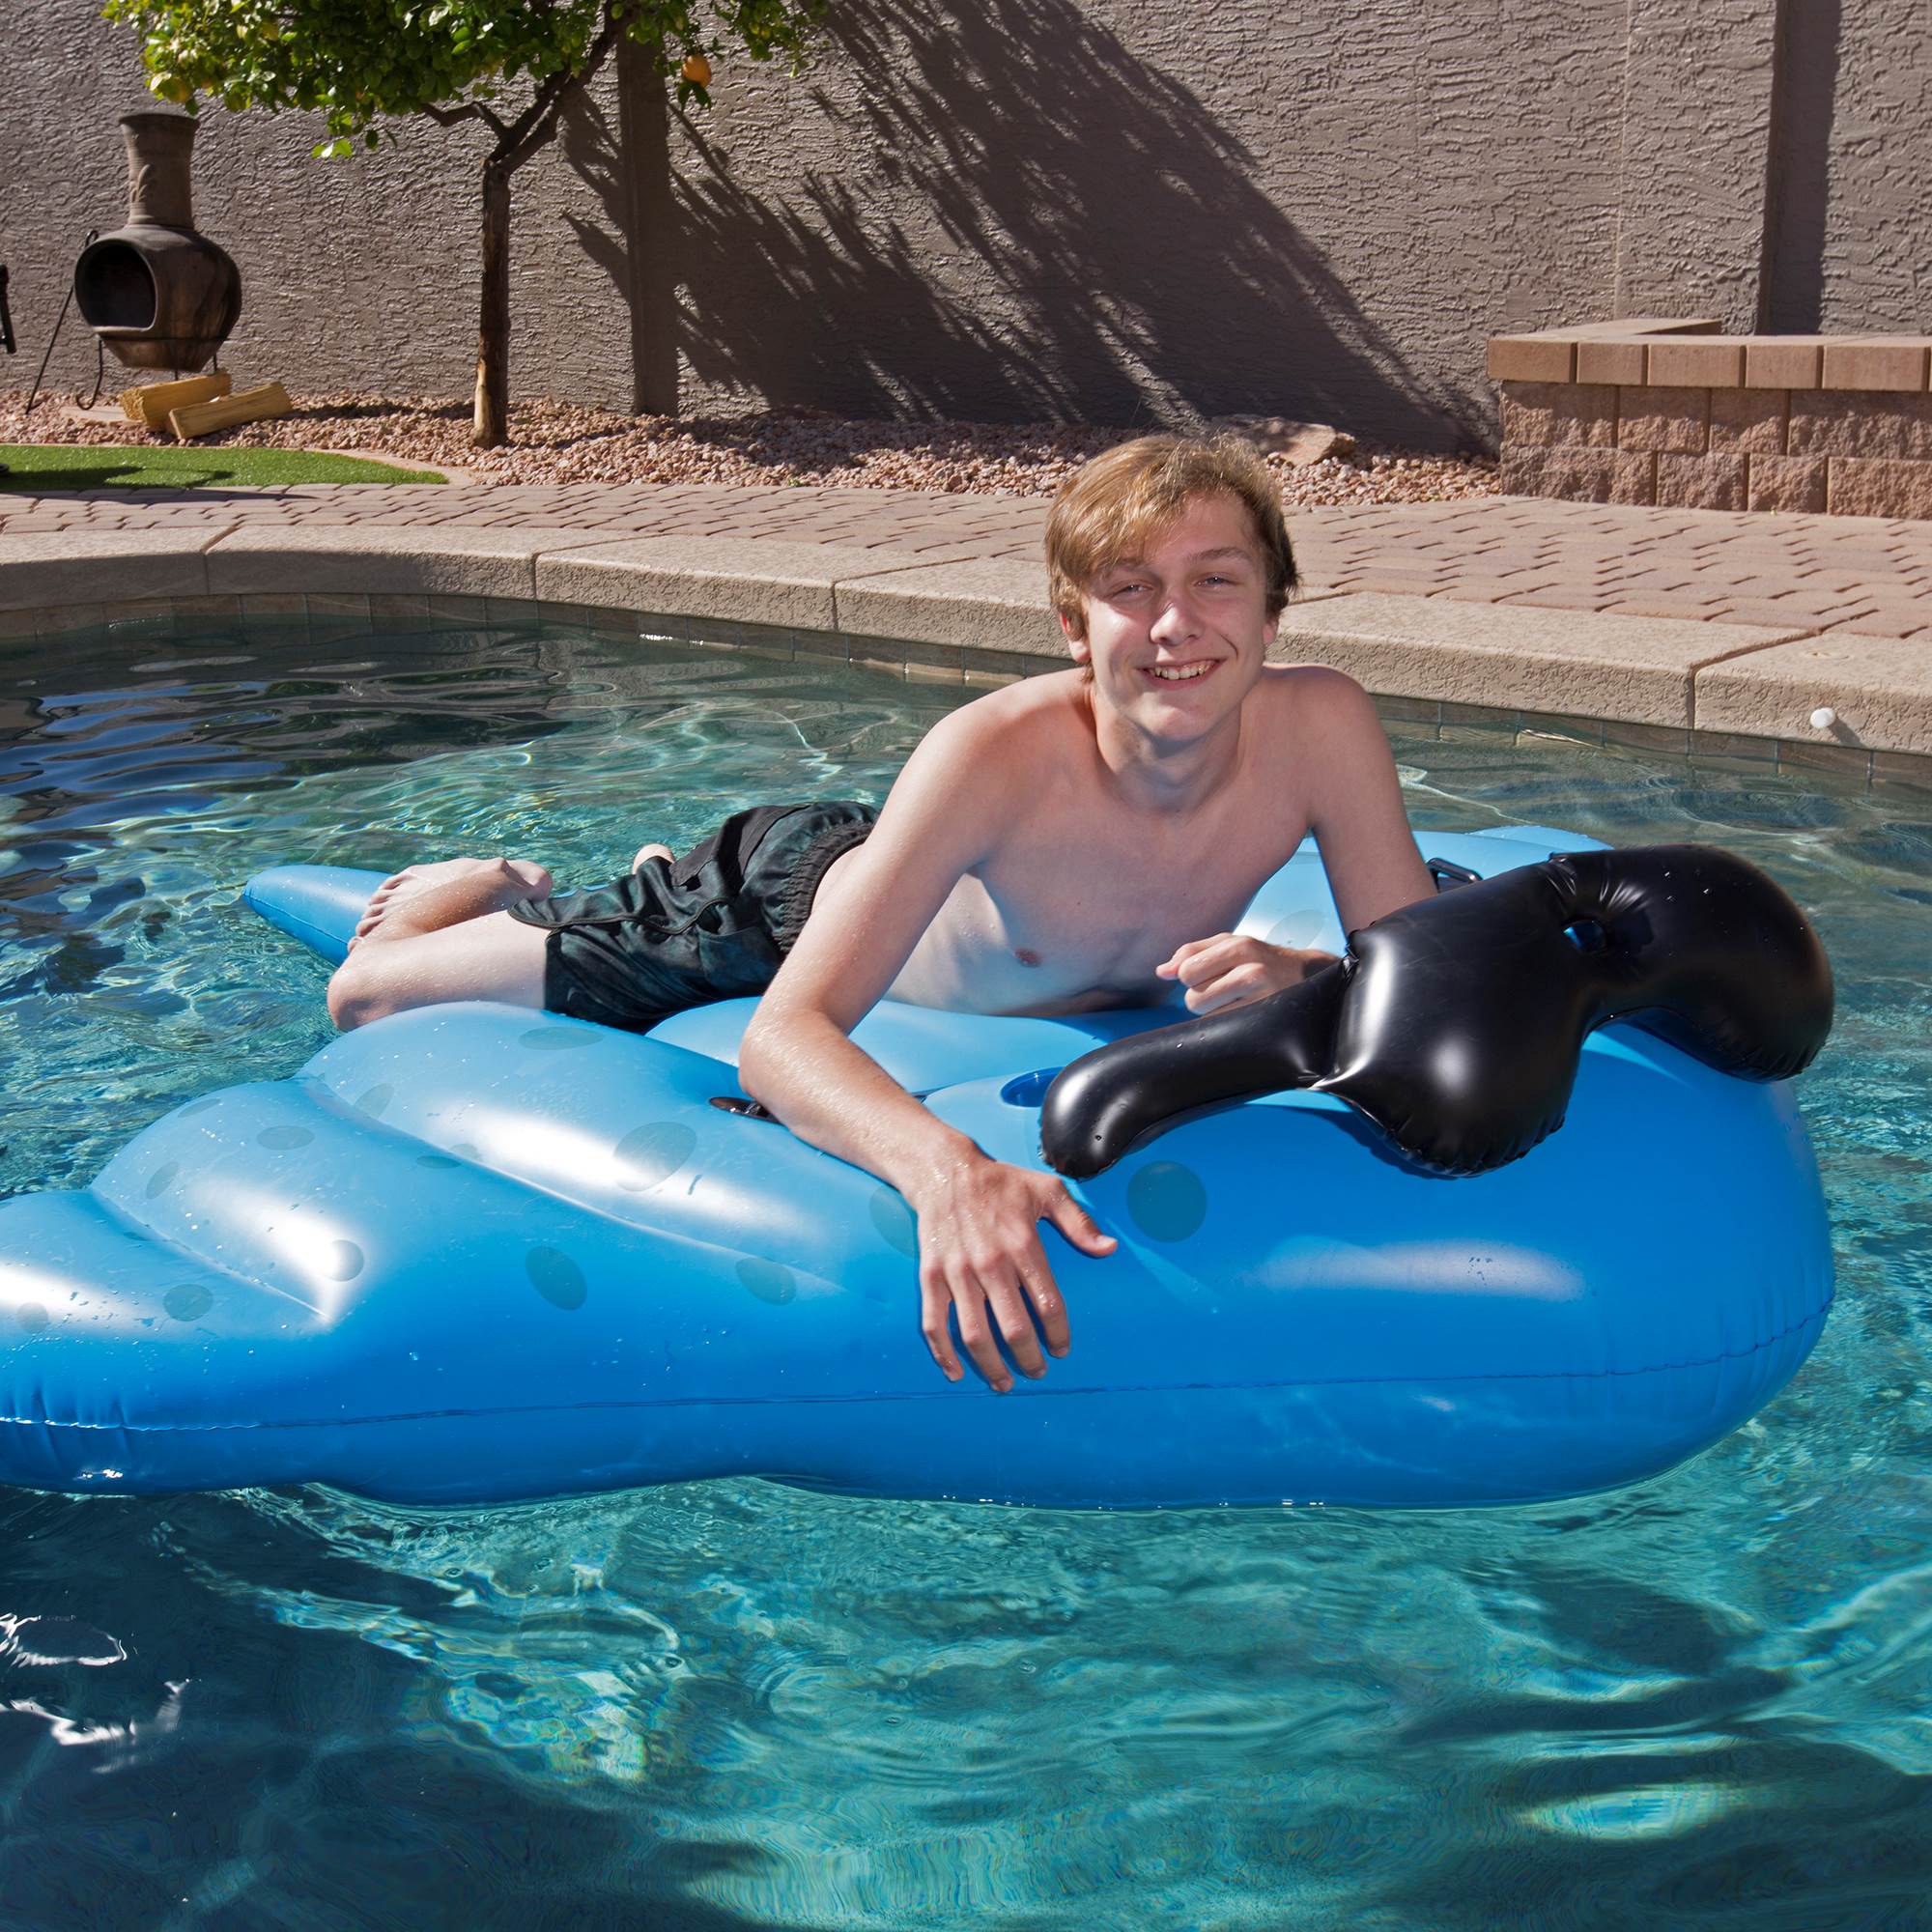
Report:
2,614,1927,1925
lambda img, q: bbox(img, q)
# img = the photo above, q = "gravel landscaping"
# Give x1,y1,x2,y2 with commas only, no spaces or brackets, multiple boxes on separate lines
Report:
0,389,1498,505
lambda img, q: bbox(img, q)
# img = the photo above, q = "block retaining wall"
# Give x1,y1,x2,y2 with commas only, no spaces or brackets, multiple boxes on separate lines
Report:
1488,321,1932,518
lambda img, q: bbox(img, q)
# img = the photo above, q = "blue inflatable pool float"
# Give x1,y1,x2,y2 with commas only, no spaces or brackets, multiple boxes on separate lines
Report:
0,825,1833,1509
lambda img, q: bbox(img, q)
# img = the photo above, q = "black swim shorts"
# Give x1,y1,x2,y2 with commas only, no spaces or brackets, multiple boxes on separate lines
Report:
507,799,878,1033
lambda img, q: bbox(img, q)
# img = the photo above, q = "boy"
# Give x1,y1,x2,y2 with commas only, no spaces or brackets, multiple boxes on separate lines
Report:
328,436,1434,1391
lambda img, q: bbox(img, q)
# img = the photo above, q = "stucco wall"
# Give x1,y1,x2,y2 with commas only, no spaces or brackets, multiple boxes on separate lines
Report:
1810,0,1932,333
1611,0,1776,330
2,0,1928,450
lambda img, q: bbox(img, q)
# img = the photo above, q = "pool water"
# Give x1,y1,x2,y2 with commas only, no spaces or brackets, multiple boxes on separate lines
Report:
2,616,1929,1928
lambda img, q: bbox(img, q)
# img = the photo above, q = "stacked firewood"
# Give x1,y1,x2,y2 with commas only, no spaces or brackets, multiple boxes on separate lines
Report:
121,373,291,441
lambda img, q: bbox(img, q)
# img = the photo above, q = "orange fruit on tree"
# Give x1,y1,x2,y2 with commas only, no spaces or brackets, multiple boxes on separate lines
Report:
681,52,711,86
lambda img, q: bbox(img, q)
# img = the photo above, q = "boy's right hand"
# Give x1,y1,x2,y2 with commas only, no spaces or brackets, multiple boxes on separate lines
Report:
906,1152,1118,1390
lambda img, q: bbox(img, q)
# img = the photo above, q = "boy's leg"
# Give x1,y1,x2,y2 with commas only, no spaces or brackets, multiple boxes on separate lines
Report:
327,858,554,1030
326,806,867,1036
352,857,552,948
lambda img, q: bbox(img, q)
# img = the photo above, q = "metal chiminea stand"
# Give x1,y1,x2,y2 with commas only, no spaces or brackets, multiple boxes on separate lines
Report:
1,264,14,478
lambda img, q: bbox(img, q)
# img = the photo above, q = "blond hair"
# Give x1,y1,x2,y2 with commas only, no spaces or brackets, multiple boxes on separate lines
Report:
1045,434,1297,644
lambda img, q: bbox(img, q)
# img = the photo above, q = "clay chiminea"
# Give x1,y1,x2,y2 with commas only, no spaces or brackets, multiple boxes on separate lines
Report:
72,112,242,373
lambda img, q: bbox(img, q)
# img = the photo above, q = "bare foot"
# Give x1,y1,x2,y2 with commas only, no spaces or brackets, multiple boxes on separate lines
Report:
633,842,674,871
351,857,553,950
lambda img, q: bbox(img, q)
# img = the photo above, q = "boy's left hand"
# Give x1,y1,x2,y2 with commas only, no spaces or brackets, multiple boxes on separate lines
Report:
1156,933,1338,1015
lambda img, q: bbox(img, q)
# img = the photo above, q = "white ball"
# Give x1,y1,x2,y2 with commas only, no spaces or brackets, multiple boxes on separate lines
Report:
1809,705,1837,730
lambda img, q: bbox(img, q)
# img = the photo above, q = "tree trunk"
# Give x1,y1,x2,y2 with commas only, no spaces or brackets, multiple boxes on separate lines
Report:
473,158,512,448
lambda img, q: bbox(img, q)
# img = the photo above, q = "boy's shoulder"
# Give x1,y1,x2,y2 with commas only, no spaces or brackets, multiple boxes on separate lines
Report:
1252,661,1379,726
936,666,1085,744
1253,659,1367,698
1243,665,1392,795
1244,668,1383,750
889,668,1083,811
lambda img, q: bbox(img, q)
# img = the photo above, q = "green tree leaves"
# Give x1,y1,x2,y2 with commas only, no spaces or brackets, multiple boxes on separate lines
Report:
101,1,824,161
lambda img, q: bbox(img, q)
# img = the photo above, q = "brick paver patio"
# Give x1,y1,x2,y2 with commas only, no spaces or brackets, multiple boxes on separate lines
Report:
5,482,1930,640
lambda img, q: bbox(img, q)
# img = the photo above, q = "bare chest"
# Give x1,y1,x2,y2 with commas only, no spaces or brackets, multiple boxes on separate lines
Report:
896,806,1305,1013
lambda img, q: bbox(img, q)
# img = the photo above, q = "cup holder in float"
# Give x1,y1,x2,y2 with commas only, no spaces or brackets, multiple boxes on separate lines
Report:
1000,1068,1063,1108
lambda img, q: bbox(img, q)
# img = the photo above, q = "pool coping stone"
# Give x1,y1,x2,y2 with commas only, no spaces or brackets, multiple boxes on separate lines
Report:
1696,633,1932,754
532,536,966,634
0,526,226,611
203,523,616,600
1274,591,1812,728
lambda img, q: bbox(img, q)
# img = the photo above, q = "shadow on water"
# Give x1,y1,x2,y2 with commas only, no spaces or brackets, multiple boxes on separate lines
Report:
0,1491,772,1926
648,0,1489,446
0,622,589,990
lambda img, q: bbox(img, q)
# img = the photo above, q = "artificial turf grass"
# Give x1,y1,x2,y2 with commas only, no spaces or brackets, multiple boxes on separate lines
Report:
0,443,446,490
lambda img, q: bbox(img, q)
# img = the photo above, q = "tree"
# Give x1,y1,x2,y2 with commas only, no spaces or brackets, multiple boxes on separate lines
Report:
102,0,825,446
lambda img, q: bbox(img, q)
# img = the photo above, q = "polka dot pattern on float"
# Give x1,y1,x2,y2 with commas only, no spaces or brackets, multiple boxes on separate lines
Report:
163,1283,213,1322
145,1161,178,1199
258,1125,314,1151
12,1303,49,1333
355,1085,393,1118
526,1246,587,1310
520,1029,595,1052
613,1122,697,1191
737,1258,796,1305
868,1187,918,1258
325,1240,365,1282
1126,1160,1208,1242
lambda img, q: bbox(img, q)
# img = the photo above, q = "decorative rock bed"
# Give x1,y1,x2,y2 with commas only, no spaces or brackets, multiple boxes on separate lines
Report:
0,390,1498,508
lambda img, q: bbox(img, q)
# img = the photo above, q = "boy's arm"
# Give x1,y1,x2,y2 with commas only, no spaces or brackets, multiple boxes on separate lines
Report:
1301,669,1435,932
738,706,1115,1392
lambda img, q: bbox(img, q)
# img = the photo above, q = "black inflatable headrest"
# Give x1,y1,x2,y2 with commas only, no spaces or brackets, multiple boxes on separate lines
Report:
1039,844,1833,1179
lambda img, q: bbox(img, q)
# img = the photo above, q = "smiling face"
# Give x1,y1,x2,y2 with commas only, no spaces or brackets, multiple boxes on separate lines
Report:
1062,492,1278,742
